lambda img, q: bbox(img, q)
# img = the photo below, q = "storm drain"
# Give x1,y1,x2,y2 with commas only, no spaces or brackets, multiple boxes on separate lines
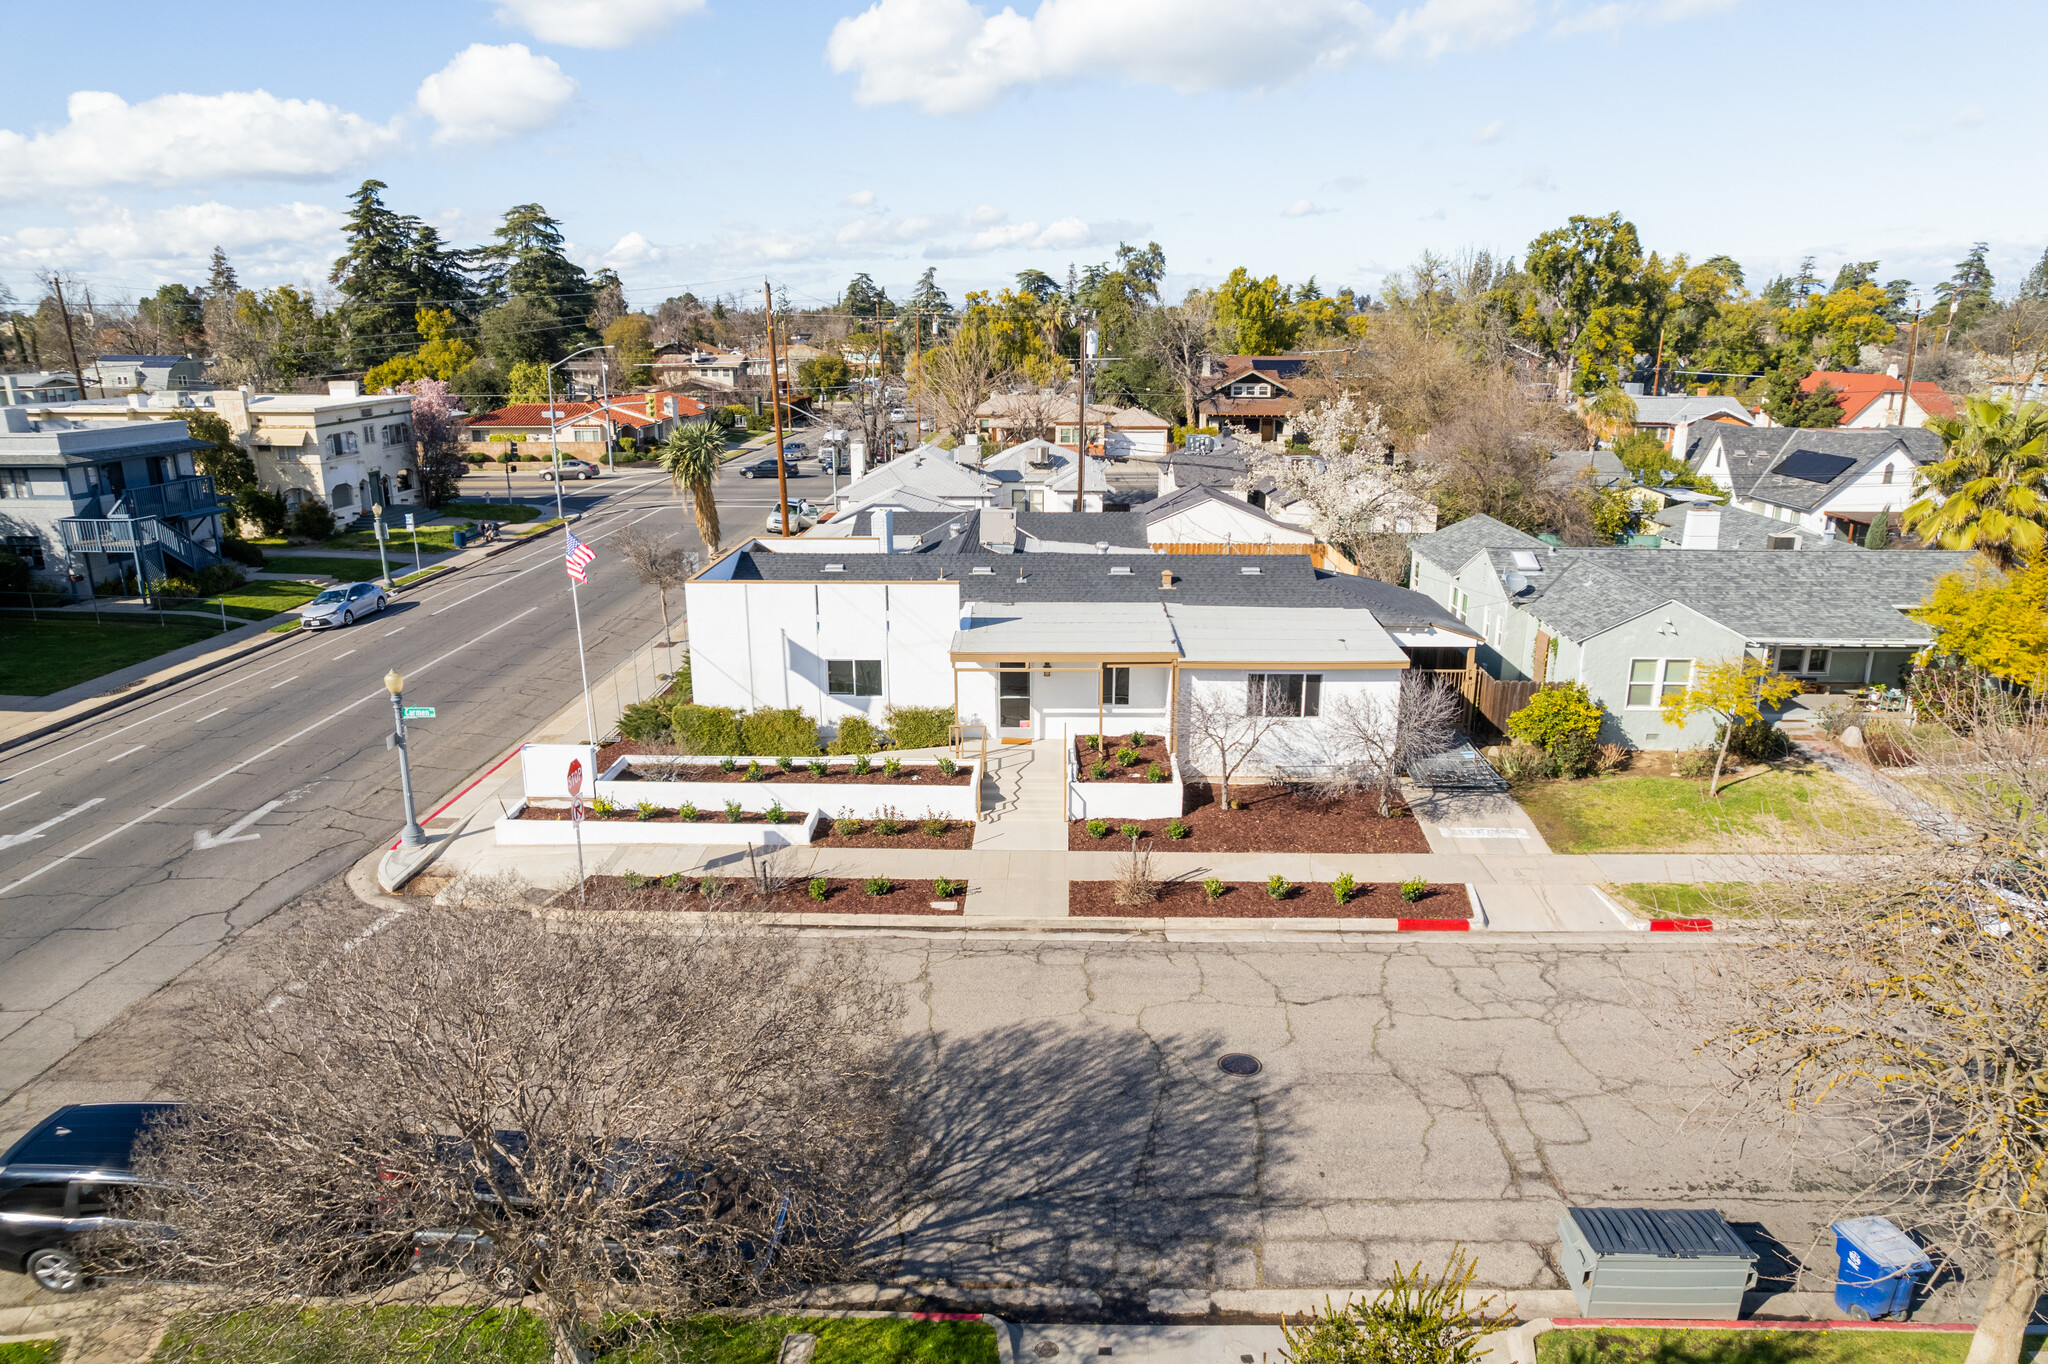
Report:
1217,1053,1262,1076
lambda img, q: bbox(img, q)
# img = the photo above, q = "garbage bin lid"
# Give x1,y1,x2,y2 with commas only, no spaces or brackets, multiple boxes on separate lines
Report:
1832,1217,1933,1271
1568,1208,1758,1260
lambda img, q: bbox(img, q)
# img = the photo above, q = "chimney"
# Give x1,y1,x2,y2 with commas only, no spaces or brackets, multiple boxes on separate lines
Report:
871,506,895,552
1886,362,1901,379
850,440,867,479
1682,504,1722,550
1160,569,1175,589
1671,418,1693,456
2,408,31,434
327,380,361,398
979,506,1016,552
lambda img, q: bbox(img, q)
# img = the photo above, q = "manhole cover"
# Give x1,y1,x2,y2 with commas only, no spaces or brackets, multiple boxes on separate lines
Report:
1217,1053,1262,1076
1033,1343,1061,1358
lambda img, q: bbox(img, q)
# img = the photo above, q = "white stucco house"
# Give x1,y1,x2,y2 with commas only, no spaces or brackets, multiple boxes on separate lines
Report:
828,441,1110,519
684,525,1477,778
1683,425,1943,545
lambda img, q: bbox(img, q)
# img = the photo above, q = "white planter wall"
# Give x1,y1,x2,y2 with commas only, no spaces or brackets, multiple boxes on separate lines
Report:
594,756,980,821
522,744,600,799
494,801,824,847
1066,744,1185,820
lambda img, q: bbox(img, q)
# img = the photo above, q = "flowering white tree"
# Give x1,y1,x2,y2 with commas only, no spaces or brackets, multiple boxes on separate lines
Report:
1238,392,1437,577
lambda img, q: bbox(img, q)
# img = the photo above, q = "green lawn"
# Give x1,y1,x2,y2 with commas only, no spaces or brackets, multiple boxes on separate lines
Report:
166,579,324,622
152,1308,996,1364
444,500,543,523
1513,767,1907,853
1537,1326,2037,1364
260,555,388,578
1610,881,1780,920
322,523,467,554
0,616,227,695
0,1341,63,1363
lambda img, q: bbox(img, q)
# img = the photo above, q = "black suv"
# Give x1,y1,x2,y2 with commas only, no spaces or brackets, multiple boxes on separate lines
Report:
0,1103,178,1292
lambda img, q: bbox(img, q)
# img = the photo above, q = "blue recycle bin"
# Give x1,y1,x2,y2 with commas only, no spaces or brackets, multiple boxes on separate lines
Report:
1832,1216,1933,1319
452,529,469,549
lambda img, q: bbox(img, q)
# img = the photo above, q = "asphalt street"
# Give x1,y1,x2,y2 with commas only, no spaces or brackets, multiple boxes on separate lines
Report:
0,459,804,1103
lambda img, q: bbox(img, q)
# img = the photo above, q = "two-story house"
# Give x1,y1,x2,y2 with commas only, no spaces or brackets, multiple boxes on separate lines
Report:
1683,425,1942,545
93,355,208,394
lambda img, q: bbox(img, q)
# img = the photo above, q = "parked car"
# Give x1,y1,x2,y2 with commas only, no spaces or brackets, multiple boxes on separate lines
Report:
887,408,909,422
817,448,851,473
765,500,819,533
540,458,602,481
736,457,799,479
0,1103,181,1293
298,582,389,630
780,440,806,455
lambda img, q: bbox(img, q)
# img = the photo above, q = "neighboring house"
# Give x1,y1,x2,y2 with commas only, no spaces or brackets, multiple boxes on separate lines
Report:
649,347,752,390
828,442,1109,519
972,394,1172,459
1407,511,1971,747
92,355,207,394
1194,355,1306,442
464,396,696,451
685,534,1475,769
1686,425,1940,544
1,372,82,406
0,408,226,596
1140,483,1315,548
980,438,1110,512
1547,449,1633,490
1648,501,1861,551
1791,368,1957,428
1989,371,2046,404
1157,435,1436,535
1628,394,1753,445
27,382,422,513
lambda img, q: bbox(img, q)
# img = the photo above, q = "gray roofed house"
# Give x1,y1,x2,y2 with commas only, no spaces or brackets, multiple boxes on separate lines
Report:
1407,513,1545,573
1547,449,1633,490
1649,501,1859,551
1692,425,1939,544
1629,395,1754,430
92,354,207,393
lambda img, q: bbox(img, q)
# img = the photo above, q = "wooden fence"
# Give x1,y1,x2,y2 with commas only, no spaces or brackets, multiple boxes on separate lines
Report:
1150,542,1361,574
1419,668,1555,738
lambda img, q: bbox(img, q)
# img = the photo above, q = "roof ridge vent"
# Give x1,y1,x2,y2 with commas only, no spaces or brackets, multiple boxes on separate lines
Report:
824,563,845,572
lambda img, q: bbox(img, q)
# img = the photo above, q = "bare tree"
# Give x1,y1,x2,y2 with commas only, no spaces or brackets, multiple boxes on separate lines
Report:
1142,295,1218,429
97,901,899,1364
1176,678,1288,811
1320,672,1464,816
1706,689,2048,1364
911,327,1003,440
613,524,694,645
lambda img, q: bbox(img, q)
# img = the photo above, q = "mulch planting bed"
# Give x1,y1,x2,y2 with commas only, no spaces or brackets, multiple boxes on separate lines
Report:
581,874,966,915
1068,785,1431,853
811,817,976,850
606,759,971,786
517,805,810,826
1070,879,1471,919
1073,733,1172,783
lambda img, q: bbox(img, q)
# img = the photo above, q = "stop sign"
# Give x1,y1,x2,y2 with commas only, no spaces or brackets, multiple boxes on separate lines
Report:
566,758,584,798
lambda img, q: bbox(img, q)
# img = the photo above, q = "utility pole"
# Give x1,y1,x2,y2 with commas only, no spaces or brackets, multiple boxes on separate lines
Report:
764,280,789,537
1896,300,1923,428
912,308,922,440
1652,325,1666,397
47,275,87,401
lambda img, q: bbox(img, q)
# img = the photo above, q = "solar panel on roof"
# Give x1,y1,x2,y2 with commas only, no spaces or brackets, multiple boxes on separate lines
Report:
1772,449,1857,483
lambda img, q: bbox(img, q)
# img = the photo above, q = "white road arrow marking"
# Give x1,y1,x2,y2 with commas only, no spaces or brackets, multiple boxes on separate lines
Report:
0,799,106,851
193,800,283,851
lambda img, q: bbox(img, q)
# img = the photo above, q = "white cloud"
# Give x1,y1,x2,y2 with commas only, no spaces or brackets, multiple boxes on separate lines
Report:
599,203,1145,273
417,44,578,145
1280,199,1336,217
0,90,400,197
493,0,706,48
1950,104,1986,128
841,189,876,207
1472,118,1507,142
1373,0,1534,59
1553,0,1737,34
0,199,345,280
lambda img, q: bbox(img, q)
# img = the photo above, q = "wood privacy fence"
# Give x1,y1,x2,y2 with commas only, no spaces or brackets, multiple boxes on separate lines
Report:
1419,668,1555,738
1150,542,1362,574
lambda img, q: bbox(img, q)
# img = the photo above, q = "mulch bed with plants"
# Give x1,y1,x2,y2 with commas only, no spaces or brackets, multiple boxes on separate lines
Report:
604,758,972,786
1068,785,1431,853
517,804,810,826
1072,732,1173,783
1070,879,1471,919
810,815,976,850
580,874,968,915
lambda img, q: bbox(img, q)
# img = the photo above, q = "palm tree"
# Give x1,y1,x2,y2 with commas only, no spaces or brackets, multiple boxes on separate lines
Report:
1583,386,1638,447
1903,397,2048,570
659,421,722,555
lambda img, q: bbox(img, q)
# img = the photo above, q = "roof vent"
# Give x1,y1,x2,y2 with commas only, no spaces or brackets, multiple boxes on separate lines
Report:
824,563,845,572
1109,565,1133,576
1096,540,1109,554
1240,565,1262,574
971,565,994,575
1160,570,1176,590
1504,570,1531,596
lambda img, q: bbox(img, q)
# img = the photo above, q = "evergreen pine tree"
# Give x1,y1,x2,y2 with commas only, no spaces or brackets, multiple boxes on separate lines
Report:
206,247,238,301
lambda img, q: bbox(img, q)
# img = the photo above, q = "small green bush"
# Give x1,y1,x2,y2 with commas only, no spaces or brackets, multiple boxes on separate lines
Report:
661,872,687,890
1086,819,1111,838
741,706,819,757
764,801,785,825
1400,876,1428,903
1116,746,1140,766
617,699,672,742
1675,746,1720,778
807,877,830,901
863,876,893,897
921,816,948,836
622,871,648,889
883,756,903,778
1202,876,1225,901
1128,730,1146,747
591,797,618,817
937,756,958,777
288,501,336,541
722,798,742,821
934,876,964,898
851,753,872,776
884,703,953,750
677,801,699,822
830,714,881,755
777,754,795,771
1145,762,1165,783
834,817,862,836
1332,872,1358,905
1166,818,1190,839
808,758,829,776
1266,874,1292,900
675,704,745,757
718,757,736,773
873,814,902,836
634,799,657,822
1090,761,1109,780
1549,728,1599,780
743,760,764,782
1120,822,1143,839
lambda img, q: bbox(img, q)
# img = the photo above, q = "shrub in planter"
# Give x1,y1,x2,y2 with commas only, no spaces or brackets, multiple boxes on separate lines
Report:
718,757,736,774
591,798,619,817
1116,746,1140,766
1086,819,1111,839
634,800,657,822
722,799,742,821
1145,762,1166,783
1090,761,1109,780
1266,874,1292,900
883,704,952,751
677,802,699,822
934,876,964,898
622,871,648,889
741,706,818,757
807,877,829,901
829,714,881,755
850,753,872,776
808,758,828,776
1400,876,1428,903
936,757,958,777
764,802,786,825
676,705,744,757
863,876,892,897
743,761,764,782
873,808,903,835
833,817,862,836
920,816,948,837
883,756,903,778
1128,730,1146,748
660,872,687,889
617,699,672,743
777,755,795,771
1166,818,1190,840
1202,877,1225,901
1120,822,1143,839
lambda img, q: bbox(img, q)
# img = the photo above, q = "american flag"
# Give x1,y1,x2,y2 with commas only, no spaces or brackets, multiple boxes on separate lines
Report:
564,531,596,584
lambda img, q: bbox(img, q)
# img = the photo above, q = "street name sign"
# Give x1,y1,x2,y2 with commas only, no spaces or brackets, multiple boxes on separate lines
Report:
401,706,435,719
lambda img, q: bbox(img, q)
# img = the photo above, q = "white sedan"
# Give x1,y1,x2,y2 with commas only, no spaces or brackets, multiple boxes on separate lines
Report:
298,581,389,629
765,500,819,533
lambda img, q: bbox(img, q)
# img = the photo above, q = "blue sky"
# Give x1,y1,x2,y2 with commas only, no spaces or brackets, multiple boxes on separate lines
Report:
2,0,2041,315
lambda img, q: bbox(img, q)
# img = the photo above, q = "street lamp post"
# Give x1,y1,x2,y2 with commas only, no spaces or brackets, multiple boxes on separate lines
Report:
371,502,393,589
385,669,425,849
542,344,620,523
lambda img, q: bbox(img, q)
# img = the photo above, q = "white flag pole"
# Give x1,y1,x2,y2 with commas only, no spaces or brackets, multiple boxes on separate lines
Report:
570,575,597,746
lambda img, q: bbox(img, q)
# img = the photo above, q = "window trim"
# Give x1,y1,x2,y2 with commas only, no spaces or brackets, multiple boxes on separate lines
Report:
1626,657,1693,709
826,658,883,697
1246,671,1322,718
1101,665,1131,706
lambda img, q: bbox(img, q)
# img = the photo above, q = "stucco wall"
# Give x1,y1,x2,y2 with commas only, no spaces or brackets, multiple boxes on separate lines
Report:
1177,667,1401,780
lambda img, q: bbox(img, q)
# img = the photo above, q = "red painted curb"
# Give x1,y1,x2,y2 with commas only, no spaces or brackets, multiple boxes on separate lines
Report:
389,742,529,850
1398,918,1470,931
1551,1319,1974,1333
1649,917,1714,932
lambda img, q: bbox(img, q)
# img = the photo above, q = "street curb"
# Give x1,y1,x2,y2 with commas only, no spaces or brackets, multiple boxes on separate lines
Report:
1590,885,1652,932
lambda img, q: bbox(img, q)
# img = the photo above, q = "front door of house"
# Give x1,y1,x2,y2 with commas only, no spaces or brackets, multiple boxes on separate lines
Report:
998,662,1032,743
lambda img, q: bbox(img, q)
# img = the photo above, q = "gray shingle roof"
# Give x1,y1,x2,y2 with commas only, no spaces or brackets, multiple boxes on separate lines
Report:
1547,449,1632,489
1507,547,1975,644
1650,502,1860,550
1406,512,1546,572
1695,427,1943,511
1014,510,1149,547
1630,395,1754,426
1141,481,1298,532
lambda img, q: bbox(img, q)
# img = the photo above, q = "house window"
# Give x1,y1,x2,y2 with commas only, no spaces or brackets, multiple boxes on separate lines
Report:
1627,658,1692,708
1102,666,1131,706
1776,648,1829,675
1228,382,1273,398
1009,488,1046,511
4,534,43,569
827,659,882,696
1880,464,1894,485
1247,672,1321,718
0,470,29,498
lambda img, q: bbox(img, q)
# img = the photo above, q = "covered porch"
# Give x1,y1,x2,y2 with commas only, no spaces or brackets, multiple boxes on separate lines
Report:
950,602,1181,747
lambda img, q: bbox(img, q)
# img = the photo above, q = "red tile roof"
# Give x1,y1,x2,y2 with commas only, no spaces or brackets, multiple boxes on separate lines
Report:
466,396,703,430
1800,371,1957,422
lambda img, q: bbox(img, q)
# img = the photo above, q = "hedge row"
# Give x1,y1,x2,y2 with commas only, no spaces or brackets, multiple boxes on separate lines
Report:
616,699,955,756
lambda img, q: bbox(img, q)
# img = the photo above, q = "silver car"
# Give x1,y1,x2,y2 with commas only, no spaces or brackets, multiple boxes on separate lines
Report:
298,581,389,629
